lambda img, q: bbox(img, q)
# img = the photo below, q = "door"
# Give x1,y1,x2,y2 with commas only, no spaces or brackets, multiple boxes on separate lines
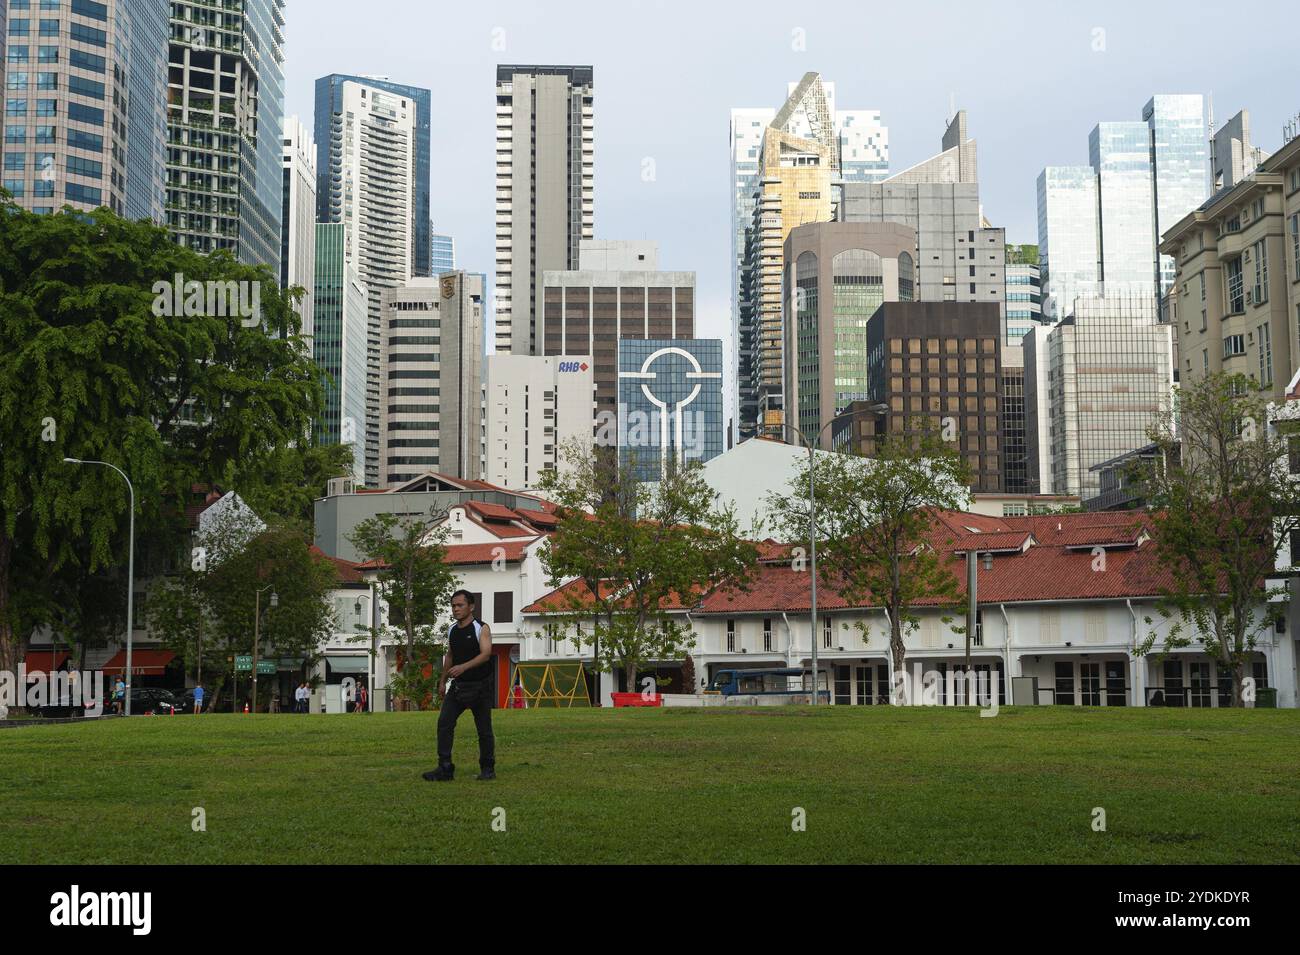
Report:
1079,663,1100,706
1188,662,1211,708
1163,660,1184,707
833,665,852,706
1054,661,1074,705
1105,660,1126,706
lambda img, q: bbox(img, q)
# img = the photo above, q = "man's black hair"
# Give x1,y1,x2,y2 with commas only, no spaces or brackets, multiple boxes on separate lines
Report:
451,589,475,606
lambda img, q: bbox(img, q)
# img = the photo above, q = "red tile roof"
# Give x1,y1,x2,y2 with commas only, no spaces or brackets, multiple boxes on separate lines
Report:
444,541,534,565
952,531,1034,553
464,500,522,521
310,546,366,584
523,578,704,614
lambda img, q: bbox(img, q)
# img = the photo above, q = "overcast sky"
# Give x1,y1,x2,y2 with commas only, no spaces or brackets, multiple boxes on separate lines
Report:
283,0,1297,356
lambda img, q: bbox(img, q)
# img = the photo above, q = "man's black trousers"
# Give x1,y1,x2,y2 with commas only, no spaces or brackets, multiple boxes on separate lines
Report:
437,679,495,770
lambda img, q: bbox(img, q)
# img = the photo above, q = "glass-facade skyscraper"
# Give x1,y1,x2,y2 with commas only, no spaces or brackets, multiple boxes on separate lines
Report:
2,0,168,220
1037,167,1099,320
618,339,724,482
314,73,431,278
167,0,286,272
431,232,455,272
313,222,368,482
1090,121,1156,299
1143,94,1209,297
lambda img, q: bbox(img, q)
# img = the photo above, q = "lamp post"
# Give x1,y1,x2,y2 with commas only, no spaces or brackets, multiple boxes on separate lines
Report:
65,458,135,715
251,584,277,713
780,402,888,704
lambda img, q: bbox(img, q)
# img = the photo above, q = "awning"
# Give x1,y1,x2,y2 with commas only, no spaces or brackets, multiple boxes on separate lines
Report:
102,649,177,674
326,656,368,674
24,651,69,675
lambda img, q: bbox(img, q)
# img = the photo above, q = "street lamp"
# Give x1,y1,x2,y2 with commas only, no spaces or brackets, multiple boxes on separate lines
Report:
251,584,277,713
780,403,888,704
65,458,135,715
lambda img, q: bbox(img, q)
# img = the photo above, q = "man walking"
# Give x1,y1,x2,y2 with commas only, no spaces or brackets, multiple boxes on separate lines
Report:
423,590,495,782
193,683,204,715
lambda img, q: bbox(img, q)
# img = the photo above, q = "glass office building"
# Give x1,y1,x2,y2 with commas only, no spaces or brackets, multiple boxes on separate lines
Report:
313,223,368,481
3,0,167,220
617,339,724,482
1090,121,1156,300
315,73,431,278
1037,166,1100,320
431,231,455,273
1143,94,1208,297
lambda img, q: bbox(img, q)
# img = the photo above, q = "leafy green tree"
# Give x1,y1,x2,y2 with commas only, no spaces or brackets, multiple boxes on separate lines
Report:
766,430,971,678
1137,372,1300,705
0,198,325,673
538,444,760,694
347,510,459,710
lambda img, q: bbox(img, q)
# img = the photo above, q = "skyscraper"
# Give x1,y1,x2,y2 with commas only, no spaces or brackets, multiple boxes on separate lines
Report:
494,65,594,355
482,354,594,491
167,0,285,271
314,74,431,277
281,115,316,337
378,273,484,485
314,76,420,487
431,232,455,273
1144,95,1209,297
2,0,168,219
313,223,369,482
1037,166,1099,320
730,78,888,444
1090,121,1157,299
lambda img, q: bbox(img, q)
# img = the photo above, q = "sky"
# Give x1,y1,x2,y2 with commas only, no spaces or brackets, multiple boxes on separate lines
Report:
283,0,1298,363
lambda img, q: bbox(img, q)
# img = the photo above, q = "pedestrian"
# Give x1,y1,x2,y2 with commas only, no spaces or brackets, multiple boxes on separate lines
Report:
112,676,125,716
193,683,204,715
355,682,368,713
343,680,354,713
295,682,305,713
424,590,495,782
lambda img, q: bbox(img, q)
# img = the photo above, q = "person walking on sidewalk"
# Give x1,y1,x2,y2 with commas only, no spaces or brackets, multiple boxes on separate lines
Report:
423,590,495,782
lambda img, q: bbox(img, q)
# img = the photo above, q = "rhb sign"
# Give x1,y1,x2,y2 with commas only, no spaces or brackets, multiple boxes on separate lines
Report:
558,361,588,373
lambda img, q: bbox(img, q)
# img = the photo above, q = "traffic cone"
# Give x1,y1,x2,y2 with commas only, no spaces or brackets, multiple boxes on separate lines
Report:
243,702,249,714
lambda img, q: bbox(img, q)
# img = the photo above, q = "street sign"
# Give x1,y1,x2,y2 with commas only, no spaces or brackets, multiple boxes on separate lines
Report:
255,660,276,676
234,655,253,672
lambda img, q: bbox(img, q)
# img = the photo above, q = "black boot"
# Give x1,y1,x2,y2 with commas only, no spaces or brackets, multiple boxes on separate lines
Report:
422,762,454,782
476,762,495,781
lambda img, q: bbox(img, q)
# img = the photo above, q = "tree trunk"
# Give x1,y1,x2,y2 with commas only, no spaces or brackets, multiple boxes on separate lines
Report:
889,605,906,701
627,662,638,697
1232,662,1246,708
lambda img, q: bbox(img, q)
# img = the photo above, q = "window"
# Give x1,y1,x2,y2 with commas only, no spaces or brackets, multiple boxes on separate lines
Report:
8,20,31,38
69,49,106,73
34,125,54,143
67,102,103,126
67,128,101,151
2,153,24,171
71,0,108,21
4,99,25,117
822,616,832,649
3,126,24,144
1258,322,1272,386
726,619,735,653
36,71,56,91
66,154,101,178
64,182,100,205
69,22,105,46
37,45,56,63
763,618,773,653
1223,334,1245,358
2,179,24,197
38,18,58,36
1054,662,1074,705
67,76,103,99
1225,256,1244,312
7,46,30,64
1291,214,1299,282
493,591,512,624
6,71,28,90
1202,349,1209,375
1252,240,1268,304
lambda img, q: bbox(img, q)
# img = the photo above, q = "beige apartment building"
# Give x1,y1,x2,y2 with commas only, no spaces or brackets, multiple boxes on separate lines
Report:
1161,132,1300,397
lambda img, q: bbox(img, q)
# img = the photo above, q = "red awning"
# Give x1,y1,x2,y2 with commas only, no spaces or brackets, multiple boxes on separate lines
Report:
24,651,69,675
102,650,177,674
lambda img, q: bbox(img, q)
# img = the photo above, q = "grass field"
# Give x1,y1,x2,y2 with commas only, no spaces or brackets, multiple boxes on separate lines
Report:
1,706,1297,864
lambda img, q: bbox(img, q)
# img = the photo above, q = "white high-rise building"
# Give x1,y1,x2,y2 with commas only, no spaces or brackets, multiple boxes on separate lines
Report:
323,79,418,487
481,354,595,492
378,273,484,486
494,66,594,356
1037,166,1100,321
281,116,317,339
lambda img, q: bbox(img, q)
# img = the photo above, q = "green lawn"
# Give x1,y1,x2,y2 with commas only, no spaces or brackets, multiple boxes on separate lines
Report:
2,706,1297,864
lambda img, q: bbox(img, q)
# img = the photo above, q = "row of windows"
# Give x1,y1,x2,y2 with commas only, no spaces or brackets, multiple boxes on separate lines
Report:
4,100,103,127
2,178,99,203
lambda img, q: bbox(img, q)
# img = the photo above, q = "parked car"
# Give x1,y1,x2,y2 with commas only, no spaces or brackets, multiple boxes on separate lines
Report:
101,687,181,715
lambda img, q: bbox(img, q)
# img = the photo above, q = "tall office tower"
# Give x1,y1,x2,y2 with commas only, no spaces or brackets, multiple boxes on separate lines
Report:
782,221,916,446
839,112,1006,323
494,65,594,355
315,74,431,277
1005,245,1043,342
1212,108,1268,192
315,77,418,487
730,79,888,444
1091,122,1157,300
2,0,168,219
378,272,484,485
481,353,594,491
1037,166,1099,320
167,0,285,271
313,223,369,482
617,339,725,481
542,240,694,425
1032,297,1173,500
842,301,1005,493
1144,95,1208,298
431,232,455,272
739,74,839,441
281,115,316,337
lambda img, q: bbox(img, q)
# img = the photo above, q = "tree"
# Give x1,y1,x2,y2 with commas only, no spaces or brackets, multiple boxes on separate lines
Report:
1137,373,1300,706
766,429,971,680
538,443,760,694
0,198,326,674
347,510,459,710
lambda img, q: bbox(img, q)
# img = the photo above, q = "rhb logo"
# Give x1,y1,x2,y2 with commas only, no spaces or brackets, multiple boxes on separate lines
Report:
558,361,589,373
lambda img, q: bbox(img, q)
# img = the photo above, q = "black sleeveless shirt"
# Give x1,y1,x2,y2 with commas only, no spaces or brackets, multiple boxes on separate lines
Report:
449,619,490,682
